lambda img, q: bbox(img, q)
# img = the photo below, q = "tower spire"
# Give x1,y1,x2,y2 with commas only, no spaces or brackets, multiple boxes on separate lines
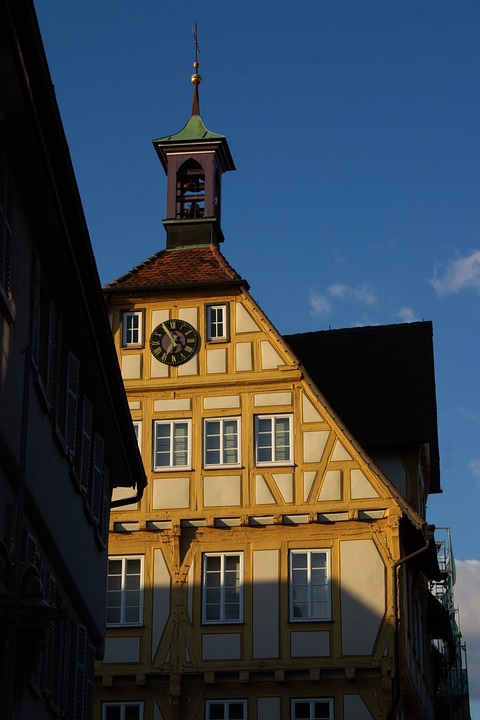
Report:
191,23,202,116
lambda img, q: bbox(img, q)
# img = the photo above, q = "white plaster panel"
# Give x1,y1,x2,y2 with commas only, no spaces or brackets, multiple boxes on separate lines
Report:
203,475,241,507
340,539,385,655
178,354,198,376
203,395,240,409
152,549,171,661
343,695,374,719
151,309,169,329
372,453,407,496
290,631,330,657
178,307,198,327
256,475,275,505
202,633,241,660
260,341,284,369
152,477,190,509
151,356,169,378
153,398,191,412
318,470,342,501
351,468,379,499
188,561,194,621
154,702,165,720
206,348,226,374
111,486,139,510
302,394,324,422
331,440,352,461
359,510,386,520
254,392,292,407
318,512,349,522
235,303,260,333
273,473,294,503
103,636,140,663
303,430,330,463
121,354,142,379
236,342,253,371
303,471,317,502
257,698,281,719
114,522,139,532
128,401,141,410
253,550,279,658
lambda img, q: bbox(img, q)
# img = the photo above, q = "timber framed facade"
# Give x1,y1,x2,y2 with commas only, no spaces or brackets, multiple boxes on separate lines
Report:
95,62,466,720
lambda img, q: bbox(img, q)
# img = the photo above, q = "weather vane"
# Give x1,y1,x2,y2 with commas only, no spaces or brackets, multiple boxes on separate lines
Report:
190,22,202,115
192,22,201,63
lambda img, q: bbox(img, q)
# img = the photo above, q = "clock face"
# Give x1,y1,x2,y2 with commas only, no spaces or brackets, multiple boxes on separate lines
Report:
149,319,199,366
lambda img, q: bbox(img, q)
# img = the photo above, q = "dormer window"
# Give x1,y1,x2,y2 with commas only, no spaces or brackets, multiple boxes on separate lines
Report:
176,159,205,219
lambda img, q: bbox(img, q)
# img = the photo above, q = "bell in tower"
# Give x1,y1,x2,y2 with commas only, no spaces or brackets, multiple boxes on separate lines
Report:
153,54,235,250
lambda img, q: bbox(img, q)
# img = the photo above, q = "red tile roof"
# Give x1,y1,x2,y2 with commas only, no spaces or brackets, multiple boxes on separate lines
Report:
104,245,248,292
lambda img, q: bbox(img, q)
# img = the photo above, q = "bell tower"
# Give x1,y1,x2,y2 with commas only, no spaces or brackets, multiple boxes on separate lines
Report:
153,53,235,250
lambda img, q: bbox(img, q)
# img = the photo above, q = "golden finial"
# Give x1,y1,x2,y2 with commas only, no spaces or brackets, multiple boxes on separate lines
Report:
191,23,202,115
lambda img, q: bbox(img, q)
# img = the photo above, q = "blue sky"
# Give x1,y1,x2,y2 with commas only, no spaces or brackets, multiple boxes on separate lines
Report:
34,0,480,710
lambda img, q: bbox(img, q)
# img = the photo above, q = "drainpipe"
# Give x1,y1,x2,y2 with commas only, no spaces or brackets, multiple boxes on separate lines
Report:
110,487,144,509
387,524,432,720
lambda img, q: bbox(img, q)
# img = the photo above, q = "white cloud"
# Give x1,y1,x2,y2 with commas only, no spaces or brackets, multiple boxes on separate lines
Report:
396,306,420,323
430,249,480,297
457,407,479,423
328,283,376,305
309,283,376,317
309,292,332,317
455,560,480,702
468,458,480,485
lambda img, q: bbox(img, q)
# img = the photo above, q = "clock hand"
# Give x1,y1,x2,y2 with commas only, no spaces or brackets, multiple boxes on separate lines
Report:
161,322,176,343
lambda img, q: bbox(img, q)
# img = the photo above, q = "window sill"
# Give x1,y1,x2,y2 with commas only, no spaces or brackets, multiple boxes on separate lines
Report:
203,464,242,470
153,467,192,473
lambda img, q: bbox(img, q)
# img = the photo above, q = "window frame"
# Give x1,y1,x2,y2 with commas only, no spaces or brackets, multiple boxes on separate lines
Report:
203,416,241,468
205,700,247,720
206,303,228,341
254,413,293,466
102,702,144,720
289,549,331,622
153,419,192,471
121,310,144,347
202,552,244,625
291,698,334,720
106,555,144,627
132,420,142,451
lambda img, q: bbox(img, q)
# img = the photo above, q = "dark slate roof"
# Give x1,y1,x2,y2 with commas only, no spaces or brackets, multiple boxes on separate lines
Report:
104,246,248,293
284,322,441,493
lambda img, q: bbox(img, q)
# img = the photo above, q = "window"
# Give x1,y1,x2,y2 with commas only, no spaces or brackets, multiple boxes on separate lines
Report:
255,414,293,465
206,304,228,341
204,417,240,467
202,553,243,623
289,550,331,621
122,310,143,346
102,703,144,720
291,699,333,720
176,159,205,219
107,556,144,626
153,420,191,470
133,421,142,450
206,701,247,720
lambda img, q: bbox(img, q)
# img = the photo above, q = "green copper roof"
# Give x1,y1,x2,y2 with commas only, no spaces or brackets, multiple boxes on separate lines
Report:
154,114,226,144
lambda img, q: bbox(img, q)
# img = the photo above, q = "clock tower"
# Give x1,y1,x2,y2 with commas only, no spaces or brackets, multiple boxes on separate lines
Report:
153,59,235,251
